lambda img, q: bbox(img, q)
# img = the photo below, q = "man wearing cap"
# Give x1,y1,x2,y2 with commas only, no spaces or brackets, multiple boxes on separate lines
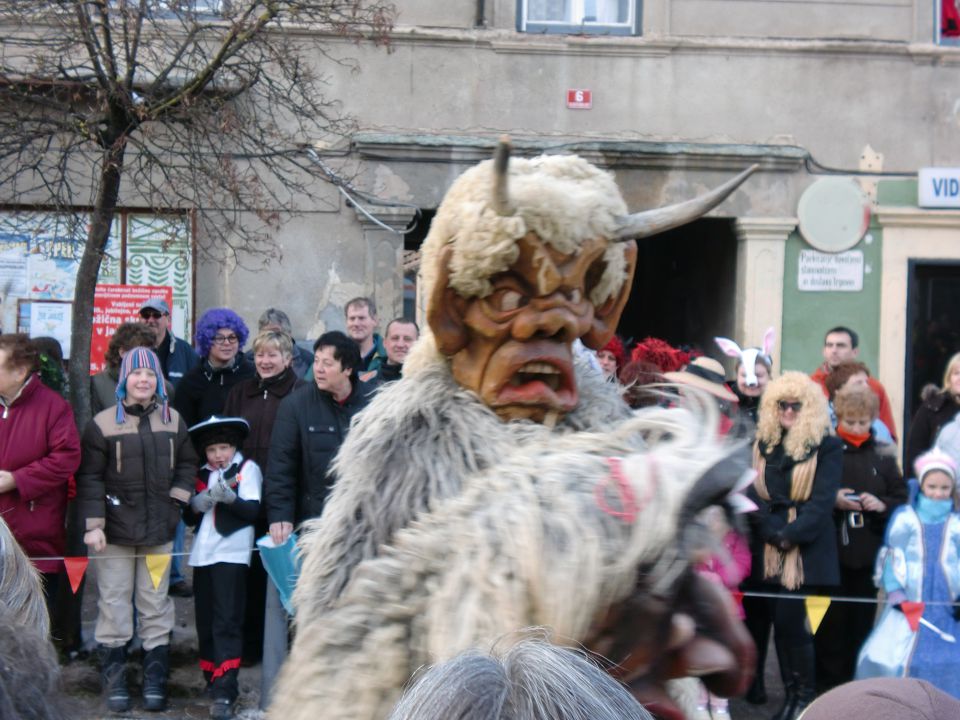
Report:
139,297,199,389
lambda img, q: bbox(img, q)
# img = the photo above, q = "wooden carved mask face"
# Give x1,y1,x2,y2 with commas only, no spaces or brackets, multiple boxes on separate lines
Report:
429,233,637,424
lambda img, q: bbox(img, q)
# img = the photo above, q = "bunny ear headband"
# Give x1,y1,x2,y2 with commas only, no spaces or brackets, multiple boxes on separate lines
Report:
714,327,776,389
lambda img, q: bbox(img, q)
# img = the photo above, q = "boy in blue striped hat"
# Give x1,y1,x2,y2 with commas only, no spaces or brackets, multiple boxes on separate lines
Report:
78,345,197,713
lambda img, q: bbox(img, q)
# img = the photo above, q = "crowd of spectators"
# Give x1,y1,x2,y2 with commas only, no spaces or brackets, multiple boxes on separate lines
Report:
6,310,960,717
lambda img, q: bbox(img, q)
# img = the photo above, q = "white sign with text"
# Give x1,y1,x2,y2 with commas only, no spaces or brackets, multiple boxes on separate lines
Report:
918,168,960,208
798,249,864,292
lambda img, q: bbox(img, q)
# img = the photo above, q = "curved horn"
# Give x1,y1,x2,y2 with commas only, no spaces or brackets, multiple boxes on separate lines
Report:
614,164,758,241
492,135,513,216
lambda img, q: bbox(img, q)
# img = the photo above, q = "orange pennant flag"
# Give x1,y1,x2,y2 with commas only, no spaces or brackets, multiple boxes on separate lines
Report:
901,601,925,632
63,557,89,594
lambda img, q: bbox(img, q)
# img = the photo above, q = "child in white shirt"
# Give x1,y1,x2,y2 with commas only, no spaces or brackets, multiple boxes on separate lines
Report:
186,416,262,720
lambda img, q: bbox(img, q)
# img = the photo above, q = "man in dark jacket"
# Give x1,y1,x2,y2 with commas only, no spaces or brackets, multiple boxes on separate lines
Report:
139,298,199,389
361,317,418,386
266,331,371,544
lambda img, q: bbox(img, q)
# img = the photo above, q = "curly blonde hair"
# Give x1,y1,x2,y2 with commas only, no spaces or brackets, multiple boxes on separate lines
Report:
756,371,831,461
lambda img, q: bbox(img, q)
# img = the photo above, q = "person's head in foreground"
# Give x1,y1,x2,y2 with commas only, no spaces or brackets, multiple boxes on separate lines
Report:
387,638,652,720
799,677,960,720
915,447,957,509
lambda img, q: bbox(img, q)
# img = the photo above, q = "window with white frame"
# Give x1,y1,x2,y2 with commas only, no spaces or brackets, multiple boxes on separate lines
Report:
519,0,640,35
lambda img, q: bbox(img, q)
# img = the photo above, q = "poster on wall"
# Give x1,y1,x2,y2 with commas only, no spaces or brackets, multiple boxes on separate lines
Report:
90,284,173,375
28,301,73,357
127,215,192,342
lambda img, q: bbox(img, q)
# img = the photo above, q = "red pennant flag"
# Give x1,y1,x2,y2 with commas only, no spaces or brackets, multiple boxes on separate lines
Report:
901,601,925,632
63,557,89,594
730,590,744,605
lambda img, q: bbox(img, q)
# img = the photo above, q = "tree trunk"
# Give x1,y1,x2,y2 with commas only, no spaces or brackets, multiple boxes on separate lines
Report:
69,141,126,432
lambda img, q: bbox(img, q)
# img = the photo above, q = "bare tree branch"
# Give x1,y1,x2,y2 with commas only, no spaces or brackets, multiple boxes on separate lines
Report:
0,0,395,428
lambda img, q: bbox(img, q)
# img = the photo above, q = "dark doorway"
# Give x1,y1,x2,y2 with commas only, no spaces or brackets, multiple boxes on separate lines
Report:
904,261,960,432
617,218,739,355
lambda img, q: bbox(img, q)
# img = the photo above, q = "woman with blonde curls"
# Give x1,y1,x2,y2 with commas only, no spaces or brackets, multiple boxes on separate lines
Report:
745,371,843,720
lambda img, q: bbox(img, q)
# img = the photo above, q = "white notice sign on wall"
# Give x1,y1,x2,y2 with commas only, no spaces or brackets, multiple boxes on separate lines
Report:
798,249,864,292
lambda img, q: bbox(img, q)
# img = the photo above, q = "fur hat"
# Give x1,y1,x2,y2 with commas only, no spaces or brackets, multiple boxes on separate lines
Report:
629,337,694,373
115,347,170,424
915,447,957,486
664,357,737,403
188,415,250,454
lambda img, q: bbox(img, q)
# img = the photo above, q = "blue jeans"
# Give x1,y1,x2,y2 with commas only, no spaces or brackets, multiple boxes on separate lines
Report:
170,519,186,584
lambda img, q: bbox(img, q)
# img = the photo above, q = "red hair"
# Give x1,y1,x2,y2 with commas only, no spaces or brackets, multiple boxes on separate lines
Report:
629,337,694,373
600,335,625,368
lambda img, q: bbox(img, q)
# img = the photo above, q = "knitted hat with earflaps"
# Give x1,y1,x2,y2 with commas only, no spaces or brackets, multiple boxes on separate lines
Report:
115,347,170,425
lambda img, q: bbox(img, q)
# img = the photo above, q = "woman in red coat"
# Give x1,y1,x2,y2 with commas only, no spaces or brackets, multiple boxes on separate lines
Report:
0,334,81,616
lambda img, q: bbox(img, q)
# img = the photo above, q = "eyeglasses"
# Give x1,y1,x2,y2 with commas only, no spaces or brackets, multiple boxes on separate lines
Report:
140,311,163,320
778,400,803,413
213,334,239,345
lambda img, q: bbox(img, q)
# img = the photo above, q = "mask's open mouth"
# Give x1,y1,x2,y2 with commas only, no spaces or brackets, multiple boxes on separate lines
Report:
508,361,563,391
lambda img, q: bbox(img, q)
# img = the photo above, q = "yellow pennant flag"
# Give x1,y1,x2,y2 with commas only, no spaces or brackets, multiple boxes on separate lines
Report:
805,595,831,634
145,554,171,591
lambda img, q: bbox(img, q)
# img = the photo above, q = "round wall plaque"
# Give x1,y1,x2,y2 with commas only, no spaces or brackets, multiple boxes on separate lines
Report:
797,177,870,253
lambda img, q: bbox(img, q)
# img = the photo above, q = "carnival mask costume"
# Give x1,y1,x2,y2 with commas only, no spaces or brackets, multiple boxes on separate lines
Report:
269,141,757,720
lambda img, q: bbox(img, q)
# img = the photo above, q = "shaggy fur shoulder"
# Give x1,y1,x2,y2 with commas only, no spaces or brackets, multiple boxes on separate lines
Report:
294,357,632,629
272,402,734,720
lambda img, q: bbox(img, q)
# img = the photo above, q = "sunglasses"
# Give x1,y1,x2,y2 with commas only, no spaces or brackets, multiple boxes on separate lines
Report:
778,400,803,413
140,310,163,320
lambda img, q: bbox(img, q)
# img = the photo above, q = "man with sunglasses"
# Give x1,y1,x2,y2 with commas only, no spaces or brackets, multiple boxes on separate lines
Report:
139,298,199,389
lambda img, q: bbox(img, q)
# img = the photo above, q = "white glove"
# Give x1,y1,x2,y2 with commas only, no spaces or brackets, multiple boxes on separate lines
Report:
190,489,215,513
209,478,237,505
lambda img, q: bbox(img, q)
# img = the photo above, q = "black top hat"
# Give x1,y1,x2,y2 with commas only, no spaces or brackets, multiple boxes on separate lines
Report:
187,415,250,452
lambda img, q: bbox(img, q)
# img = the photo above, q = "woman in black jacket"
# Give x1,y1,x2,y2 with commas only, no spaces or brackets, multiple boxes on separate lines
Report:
223,329,304,699
813,385,906,692
905,352,960,475
747,371,842,720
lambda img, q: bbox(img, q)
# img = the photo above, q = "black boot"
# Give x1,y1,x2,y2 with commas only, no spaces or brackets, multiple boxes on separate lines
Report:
210,667,239,719
768,641,795,720
743,598,771,705
100,645,130,713
780,644,816,720
142,644,170,711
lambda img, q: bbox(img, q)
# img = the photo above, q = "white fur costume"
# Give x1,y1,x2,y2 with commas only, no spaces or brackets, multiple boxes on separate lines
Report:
269,151,751,720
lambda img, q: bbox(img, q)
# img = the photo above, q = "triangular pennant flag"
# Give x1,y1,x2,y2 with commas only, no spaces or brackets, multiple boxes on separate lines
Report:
63,557,89,594
730,590,744,605
805,595,831,634
901,601,925,633
145,554,171,591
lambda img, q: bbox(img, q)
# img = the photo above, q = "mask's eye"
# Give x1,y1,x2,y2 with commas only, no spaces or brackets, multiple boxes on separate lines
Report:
568,288,582,304
494,289,524,312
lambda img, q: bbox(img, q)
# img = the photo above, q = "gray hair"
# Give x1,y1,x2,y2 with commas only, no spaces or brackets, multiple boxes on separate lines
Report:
0,515,49,637
387,638,653,720
0,517,63,720
258,307,293,333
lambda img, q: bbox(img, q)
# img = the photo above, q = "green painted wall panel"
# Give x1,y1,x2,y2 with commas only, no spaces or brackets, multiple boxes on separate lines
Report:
780,226,883,376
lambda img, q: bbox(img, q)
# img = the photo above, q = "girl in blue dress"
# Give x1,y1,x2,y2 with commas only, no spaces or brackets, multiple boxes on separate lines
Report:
856,447,960,697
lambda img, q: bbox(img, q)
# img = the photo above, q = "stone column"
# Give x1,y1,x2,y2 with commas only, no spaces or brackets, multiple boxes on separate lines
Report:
353,206,418,323
734,217,796,374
